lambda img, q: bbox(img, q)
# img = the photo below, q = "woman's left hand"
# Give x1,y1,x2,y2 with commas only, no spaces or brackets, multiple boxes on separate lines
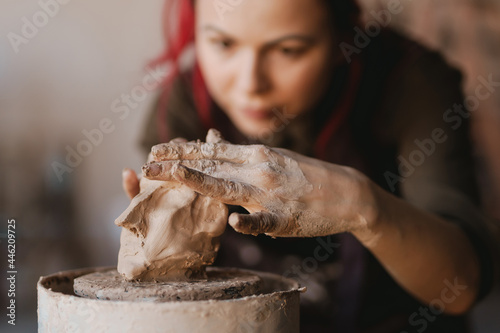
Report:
142,129,377,238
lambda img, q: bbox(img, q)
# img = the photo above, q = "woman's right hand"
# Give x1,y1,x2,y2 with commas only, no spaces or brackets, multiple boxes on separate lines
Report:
122,168,140,199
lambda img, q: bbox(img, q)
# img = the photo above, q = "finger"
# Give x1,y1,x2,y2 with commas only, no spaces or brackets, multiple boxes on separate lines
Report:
151,142,253,163
146,138,188,163
122,168,140,199
142,159,243,181
141,162,175,181
228,211,282,236
172,164,262,206
206,129,228,144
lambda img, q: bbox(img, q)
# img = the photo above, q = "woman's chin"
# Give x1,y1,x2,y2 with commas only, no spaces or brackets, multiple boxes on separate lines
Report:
227,111,279,140
235,121,273,141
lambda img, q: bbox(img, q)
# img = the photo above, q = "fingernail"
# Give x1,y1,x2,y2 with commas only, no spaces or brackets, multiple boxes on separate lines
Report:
228,213,240,228
151,145,161,157
142,163,161,177
152,145,171,157
122,168,132,177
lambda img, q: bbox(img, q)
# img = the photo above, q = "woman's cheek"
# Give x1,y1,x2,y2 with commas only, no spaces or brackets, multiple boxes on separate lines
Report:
272,64,321,112
197,49,232,107
283,56,332,110
209,67,233,106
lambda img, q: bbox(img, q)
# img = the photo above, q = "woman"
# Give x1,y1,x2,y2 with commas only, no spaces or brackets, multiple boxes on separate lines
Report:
123,0,497,331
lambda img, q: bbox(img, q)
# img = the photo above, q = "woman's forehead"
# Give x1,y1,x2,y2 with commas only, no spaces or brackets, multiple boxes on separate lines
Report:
195,0,330,40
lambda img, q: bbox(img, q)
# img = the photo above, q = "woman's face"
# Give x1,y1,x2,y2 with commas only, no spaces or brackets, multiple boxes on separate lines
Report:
195,0,338,139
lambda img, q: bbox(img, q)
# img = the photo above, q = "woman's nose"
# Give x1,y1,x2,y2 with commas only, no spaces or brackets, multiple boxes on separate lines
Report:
236,50,271,96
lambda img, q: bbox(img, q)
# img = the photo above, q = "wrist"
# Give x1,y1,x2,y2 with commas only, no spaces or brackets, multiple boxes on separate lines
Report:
348,169,385,247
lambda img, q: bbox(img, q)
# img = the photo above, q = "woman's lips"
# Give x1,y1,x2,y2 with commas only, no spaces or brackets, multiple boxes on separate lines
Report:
241,107,274,121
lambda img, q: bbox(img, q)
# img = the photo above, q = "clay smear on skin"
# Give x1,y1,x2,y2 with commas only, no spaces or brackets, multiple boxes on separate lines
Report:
154,138,318,237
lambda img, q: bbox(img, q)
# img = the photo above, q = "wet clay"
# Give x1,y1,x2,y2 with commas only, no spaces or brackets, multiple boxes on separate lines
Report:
115,176,228,282
73,268,262,302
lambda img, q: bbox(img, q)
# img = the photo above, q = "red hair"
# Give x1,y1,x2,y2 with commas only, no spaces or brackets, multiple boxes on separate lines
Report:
149,0,211,142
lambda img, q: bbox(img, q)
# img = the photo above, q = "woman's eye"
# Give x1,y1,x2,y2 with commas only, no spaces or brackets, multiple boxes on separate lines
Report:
212,39,234,50
279,47,305,57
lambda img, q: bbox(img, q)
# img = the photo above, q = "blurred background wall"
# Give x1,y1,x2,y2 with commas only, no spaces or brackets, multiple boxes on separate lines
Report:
0,0,164,331
357,0,500,221
0,0,499,332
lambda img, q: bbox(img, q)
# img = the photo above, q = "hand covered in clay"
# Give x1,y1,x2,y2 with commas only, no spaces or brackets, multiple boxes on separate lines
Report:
143,129,377,238
122,137,189,199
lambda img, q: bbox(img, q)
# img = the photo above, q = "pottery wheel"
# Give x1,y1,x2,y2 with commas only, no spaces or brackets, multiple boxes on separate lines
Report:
73,268,262,302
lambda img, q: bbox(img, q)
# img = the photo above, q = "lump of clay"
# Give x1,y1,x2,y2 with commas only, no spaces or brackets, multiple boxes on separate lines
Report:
115,176,228,282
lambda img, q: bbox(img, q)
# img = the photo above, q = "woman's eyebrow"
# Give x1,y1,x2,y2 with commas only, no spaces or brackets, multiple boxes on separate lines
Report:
265,35,315,46
200,24,233,36
200,24,315,45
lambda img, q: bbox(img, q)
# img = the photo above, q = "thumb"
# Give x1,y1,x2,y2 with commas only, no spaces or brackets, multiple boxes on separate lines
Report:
228,211,283,236
122,168,140,199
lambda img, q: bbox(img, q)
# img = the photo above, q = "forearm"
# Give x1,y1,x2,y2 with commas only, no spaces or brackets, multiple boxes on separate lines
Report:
351,180,480,315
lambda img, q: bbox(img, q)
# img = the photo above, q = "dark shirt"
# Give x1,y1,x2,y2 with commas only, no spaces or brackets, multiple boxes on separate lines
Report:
140,31,497,333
